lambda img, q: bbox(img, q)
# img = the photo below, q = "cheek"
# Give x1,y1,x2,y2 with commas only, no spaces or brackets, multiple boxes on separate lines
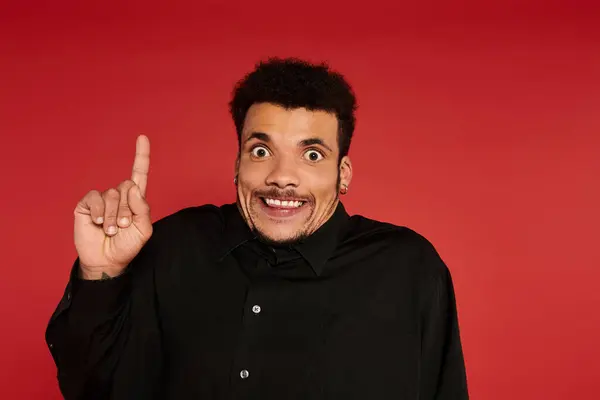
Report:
239,165,267,191
307,170,339,199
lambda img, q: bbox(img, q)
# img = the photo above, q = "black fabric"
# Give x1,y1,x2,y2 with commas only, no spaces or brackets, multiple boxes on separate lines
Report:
46,202,469,399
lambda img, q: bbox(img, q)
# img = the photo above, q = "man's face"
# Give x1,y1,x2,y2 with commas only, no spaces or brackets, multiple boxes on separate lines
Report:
236,102,352,245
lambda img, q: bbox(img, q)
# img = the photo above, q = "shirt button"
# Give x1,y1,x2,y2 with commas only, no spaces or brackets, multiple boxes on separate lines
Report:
240,369,249,379
252,305,261,314
66,292,71,301
48,343,54,349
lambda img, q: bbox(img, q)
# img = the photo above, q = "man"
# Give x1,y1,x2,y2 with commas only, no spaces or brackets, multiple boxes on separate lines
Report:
46,57,469,399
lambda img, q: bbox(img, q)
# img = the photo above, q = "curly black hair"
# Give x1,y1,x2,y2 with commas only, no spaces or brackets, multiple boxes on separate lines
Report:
229,57,357,161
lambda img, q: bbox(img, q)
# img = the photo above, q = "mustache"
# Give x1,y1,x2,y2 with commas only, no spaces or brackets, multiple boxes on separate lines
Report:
253,188,313,202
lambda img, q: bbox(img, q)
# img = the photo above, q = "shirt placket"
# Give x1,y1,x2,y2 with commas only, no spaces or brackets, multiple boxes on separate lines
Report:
230,258,272,398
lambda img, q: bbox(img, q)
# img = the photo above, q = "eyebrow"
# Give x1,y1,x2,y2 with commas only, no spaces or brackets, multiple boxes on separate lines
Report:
245,132,270,143
245,132,333,152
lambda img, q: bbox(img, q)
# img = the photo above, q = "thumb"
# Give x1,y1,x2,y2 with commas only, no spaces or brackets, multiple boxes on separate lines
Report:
128,185,152,232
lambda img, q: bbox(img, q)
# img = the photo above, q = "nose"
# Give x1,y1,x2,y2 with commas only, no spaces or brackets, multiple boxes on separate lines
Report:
265,157,300,189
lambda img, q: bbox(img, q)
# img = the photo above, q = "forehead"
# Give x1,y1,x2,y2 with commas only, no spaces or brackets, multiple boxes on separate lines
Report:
242,103,338,142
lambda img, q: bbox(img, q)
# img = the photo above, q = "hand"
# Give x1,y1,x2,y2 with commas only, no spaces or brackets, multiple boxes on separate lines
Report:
73,135,153,279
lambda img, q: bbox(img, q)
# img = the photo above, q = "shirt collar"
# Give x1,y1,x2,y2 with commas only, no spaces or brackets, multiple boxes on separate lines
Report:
293,202,349,276
218,203,256,260
218,202,350,276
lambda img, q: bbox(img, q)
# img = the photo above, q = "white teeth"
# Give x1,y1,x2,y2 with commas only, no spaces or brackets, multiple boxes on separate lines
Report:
265,198,303,208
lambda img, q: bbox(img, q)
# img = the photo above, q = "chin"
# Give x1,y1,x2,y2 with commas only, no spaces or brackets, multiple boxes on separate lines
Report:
253,225,308,246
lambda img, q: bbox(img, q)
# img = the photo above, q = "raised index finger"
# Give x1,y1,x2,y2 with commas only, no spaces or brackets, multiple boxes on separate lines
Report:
131,134,150,197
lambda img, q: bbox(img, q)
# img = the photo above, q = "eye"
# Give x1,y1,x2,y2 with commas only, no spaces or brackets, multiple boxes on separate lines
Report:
304,149,324,162
251,146,271,158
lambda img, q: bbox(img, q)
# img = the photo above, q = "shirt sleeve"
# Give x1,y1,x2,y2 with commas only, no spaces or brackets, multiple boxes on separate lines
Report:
45,259,133,400
418,242,470,399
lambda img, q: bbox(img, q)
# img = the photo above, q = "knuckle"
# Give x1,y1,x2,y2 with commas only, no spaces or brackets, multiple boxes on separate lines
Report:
104,204,119,217
103,188,120,203
81,189,100,204
77,190,104,214
132,166,147,175
118,205,132,216
104,187,119,198
91,201,105,214
118,179,135,190
105,208,117,217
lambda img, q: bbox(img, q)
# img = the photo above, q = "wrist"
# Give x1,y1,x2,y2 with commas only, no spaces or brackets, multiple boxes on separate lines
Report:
78,264,126,280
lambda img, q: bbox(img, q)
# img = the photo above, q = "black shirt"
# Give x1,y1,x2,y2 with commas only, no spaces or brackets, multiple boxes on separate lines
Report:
46,202,469,399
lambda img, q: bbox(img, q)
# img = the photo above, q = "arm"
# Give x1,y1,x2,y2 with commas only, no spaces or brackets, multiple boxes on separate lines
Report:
419,243,469,399
46,261,133,400
47,135,154,399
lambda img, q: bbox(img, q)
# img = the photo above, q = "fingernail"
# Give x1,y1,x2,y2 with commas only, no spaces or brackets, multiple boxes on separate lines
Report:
107,226,117,235
119,217,129,226
96,217,104,224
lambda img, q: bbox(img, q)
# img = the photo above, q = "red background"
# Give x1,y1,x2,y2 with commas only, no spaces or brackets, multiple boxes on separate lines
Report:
1,1,599,398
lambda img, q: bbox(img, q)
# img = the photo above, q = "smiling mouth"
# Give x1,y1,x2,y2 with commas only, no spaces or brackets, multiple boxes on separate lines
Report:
261,197,305,208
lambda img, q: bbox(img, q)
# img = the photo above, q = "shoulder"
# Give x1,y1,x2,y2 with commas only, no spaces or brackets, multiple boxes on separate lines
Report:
148,202,238,241
346,213,450,280
152,203,233,227
132,203,239,265
347,214,454,310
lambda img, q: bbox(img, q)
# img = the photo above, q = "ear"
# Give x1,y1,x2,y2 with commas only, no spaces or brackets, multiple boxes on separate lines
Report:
339,155,353,188
234,154,240,177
